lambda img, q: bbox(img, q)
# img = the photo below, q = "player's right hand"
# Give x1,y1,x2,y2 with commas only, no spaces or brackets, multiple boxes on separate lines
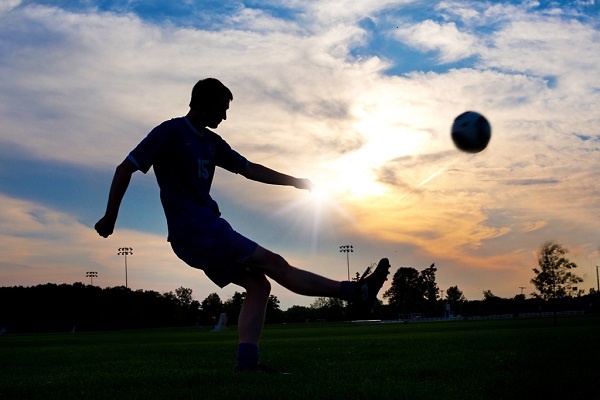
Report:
294,178,314,192
95,216,115,238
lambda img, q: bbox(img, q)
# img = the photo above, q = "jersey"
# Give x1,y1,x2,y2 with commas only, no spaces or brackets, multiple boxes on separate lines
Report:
127,117,249,242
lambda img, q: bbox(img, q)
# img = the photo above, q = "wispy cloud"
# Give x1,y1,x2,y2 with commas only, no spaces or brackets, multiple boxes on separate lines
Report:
502,178,560,186
394,20,480,63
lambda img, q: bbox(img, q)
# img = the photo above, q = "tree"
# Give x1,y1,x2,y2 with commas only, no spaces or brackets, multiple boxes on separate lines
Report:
284,305,310,322
383,267,423,314
420,263,439,314
310,297,331,309
384,264,440,316
200,293,223,324
223,291,246,325
514,294,526,302
481,289,504,315
446,286,466,303
309,297,346,321
173,287,200,324
266,295,284,323
482,289,499,301
175,287,194,307
445,285,466,317
531,242,583,300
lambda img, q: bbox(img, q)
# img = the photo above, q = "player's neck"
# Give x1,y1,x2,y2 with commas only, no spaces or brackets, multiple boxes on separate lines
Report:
185,110,207,131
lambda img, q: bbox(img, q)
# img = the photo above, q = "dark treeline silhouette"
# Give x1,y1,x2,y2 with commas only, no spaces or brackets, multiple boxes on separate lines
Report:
2,283,599,333
387,293,600,320
0,283,201,333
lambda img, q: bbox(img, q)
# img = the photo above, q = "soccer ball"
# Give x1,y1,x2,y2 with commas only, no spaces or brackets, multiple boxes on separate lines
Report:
451,111,491,153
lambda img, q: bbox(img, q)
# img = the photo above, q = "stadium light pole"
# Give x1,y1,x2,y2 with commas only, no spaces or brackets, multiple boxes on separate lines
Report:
340,245,353,281
118,247,133,289
86,271,98,285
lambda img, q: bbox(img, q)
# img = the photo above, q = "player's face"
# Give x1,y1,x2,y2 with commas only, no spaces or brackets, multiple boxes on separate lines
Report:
204,98,230,129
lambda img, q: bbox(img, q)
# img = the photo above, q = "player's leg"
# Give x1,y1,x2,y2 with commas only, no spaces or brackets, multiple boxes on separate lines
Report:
230,269,278,372
246,246,346,298
231,247,347,372
247,245,391,315
232,269,271,345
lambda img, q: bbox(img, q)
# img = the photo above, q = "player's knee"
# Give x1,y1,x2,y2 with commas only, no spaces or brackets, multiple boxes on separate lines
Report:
268,251,288,268
247,273,271,297
269,252,299,284
249,247,292,281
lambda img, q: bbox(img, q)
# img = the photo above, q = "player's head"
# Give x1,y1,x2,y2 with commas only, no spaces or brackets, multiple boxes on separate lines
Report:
190,78,233,110
190,78,233,128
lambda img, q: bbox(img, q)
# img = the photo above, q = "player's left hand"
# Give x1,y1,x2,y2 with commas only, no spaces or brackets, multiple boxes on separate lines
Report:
95,215,116,238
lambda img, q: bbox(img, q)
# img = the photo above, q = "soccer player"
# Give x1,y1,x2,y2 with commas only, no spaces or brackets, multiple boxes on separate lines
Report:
95,78,390,372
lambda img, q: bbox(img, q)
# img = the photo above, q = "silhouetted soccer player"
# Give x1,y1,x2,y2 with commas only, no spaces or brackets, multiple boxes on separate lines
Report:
95,78,390,373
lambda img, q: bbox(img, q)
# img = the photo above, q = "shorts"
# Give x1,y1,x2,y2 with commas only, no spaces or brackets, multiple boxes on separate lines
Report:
170,217,258,288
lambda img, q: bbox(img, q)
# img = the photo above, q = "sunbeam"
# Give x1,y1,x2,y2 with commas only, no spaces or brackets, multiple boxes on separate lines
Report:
270,183,359,254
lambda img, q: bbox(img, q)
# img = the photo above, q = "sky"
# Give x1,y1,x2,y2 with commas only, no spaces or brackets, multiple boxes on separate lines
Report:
1,0,599,310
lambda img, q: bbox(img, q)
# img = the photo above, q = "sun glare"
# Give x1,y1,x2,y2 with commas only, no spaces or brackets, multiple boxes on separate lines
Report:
315,128,424,202
273,100,435,246
329,158,388,199
315,104,430,201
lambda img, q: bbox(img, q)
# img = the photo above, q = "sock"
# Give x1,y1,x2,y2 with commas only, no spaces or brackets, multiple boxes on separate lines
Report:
339,281,357,302
237,343,259,370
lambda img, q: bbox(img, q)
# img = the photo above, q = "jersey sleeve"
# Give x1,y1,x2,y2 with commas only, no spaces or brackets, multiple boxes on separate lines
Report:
128,120,174,174
215,136,249,174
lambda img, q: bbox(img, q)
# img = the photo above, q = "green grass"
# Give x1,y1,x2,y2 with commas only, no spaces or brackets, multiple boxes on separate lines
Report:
1,316,599,399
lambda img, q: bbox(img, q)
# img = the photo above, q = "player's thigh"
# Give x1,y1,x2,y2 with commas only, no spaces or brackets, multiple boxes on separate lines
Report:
246,246,290,277
171,217,258,287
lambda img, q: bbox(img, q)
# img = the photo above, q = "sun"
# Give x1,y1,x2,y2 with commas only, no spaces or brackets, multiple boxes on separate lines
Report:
327,158,388,200
307,184,330,203
313,106,428,202
277,98,434,240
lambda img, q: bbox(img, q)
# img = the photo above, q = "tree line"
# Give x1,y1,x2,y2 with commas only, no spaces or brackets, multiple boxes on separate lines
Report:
0,284,201,333
380,241,598,319
1,241,598,332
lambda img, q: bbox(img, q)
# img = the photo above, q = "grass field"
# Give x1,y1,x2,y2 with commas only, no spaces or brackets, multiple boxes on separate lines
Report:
1,315,598,399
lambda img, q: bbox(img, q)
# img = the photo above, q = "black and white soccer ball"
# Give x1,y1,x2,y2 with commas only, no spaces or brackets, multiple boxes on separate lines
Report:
451,111,491,153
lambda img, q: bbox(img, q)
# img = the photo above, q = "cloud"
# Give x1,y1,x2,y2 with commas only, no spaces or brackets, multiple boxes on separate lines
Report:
0,0,20,14
306,0,412,25
394,20,480,63
0,0,599,303
502,178,560,186
574,133,600,142
483,18,600,90
0,194,222,300
522,221,547,233
0,2,391,169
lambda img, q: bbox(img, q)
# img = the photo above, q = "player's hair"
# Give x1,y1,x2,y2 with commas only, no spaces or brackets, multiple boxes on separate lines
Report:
189,78,233,110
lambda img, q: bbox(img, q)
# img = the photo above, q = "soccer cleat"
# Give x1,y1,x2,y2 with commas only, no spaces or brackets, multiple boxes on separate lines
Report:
234,363,290,375
352,258,391,319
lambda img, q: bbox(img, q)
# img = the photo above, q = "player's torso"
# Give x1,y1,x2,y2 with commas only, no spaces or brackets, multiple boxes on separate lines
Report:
157,120,220,191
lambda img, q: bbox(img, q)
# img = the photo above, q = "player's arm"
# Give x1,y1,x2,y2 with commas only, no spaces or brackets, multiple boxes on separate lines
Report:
241,162,312,191
95,158,138,238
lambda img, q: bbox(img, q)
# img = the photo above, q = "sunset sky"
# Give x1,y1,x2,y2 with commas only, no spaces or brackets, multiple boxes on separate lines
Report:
1,0,599,309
